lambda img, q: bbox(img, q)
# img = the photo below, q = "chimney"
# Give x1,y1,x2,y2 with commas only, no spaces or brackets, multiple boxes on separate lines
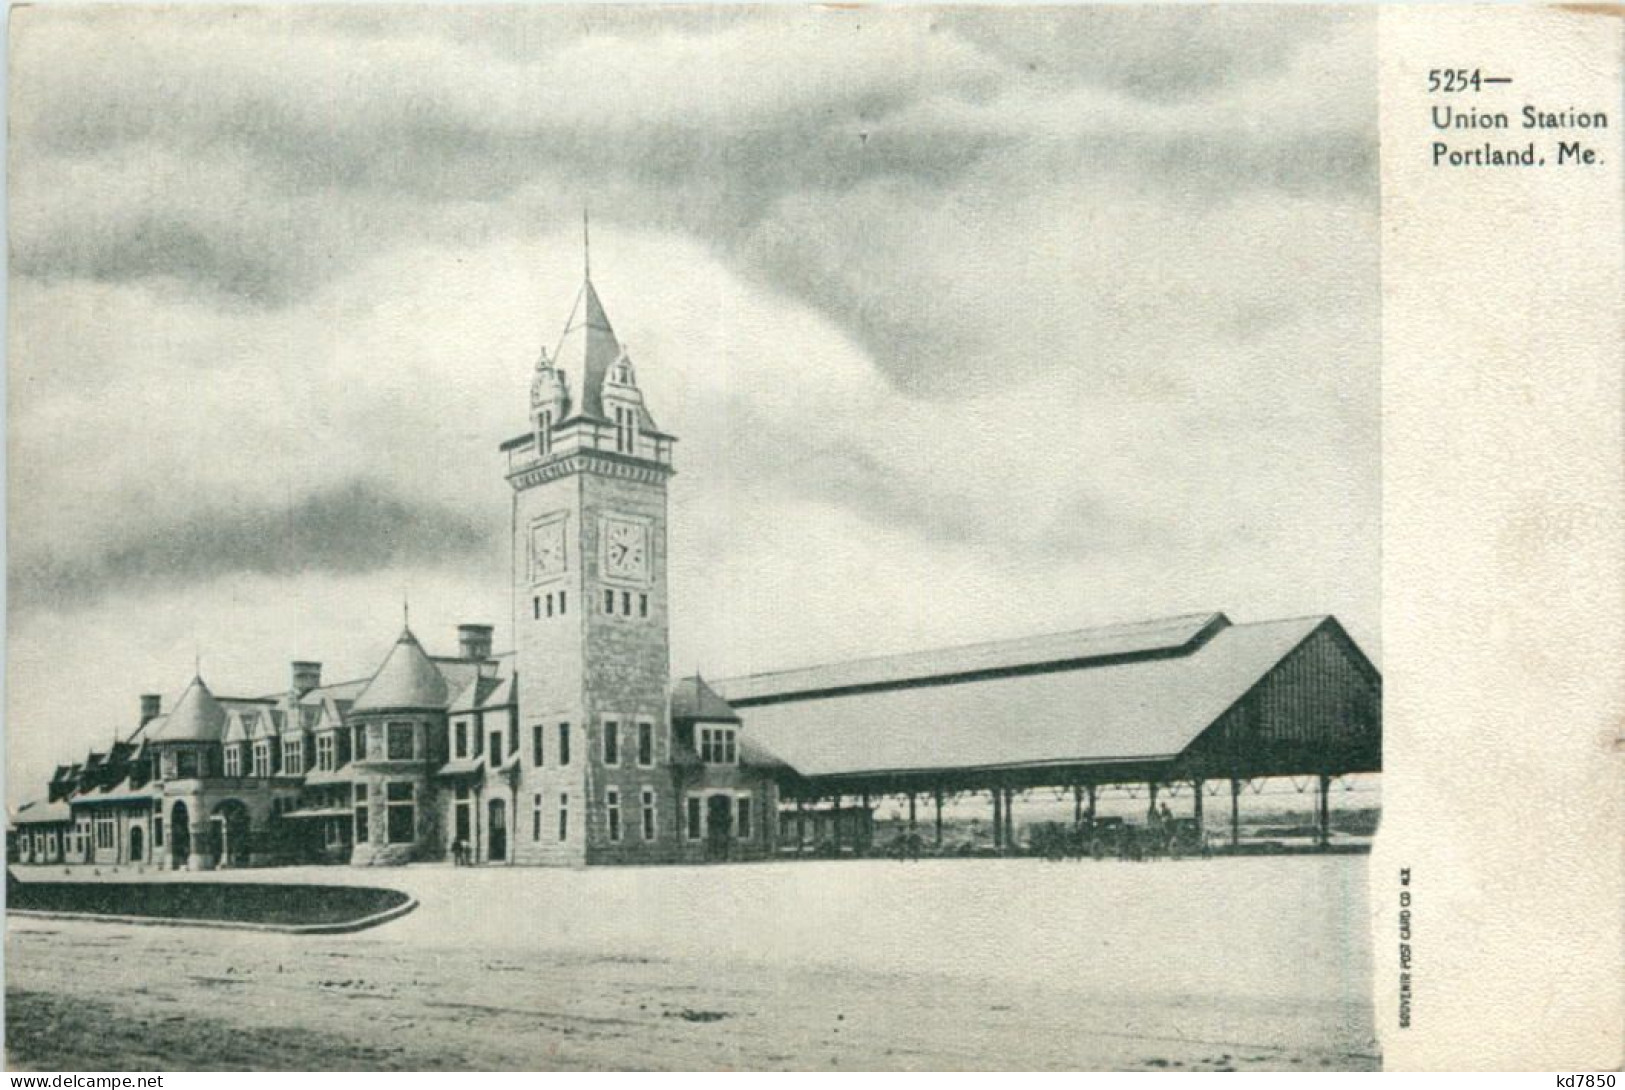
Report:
457,624,494,661
140,694,162,726
291,661,323,695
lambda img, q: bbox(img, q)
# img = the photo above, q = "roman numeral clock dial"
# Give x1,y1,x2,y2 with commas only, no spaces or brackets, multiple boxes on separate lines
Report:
603,518,649,582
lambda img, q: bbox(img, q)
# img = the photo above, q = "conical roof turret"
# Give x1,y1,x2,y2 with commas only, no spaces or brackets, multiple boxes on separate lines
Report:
353,628,449,712
150,676,227,743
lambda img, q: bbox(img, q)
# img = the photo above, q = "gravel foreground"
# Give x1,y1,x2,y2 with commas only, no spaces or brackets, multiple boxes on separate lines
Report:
5,857,1379,1071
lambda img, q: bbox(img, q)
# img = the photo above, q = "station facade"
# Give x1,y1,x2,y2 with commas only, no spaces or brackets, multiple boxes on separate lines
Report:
9,255,1381,870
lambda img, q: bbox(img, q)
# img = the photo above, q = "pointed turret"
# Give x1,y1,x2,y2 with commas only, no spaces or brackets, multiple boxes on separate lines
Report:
577,280,625,421
353,628,449,712
150,676,228,744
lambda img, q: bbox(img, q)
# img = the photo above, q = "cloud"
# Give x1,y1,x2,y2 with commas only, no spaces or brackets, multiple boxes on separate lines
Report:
8,5,1373,391
5,7,1380,794
10,479,494,613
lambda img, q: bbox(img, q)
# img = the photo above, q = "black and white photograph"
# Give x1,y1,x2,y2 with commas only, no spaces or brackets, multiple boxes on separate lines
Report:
7,3,1393,1072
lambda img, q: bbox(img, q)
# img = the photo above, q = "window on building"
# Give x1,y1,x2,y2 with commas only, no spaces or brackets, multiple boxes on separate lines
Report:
316,733,336,771
603,720,619,766
153,815,164,848
489,729,503,765
252,741,272,778
621,590,632,616
737,796,752,840
699,727,738,765
354,784,369,844
224,746,242,777
557,792,570,842
176,749,200,779
386,782,415,844
686,796,702,841
614,404,637,454
387,722,415,761
642,788,656,840
532,724,544,766
537,409,553,455
558,723,571,766
533,793,543,841
95,817,115,851
545,593,554,618
353,725,368,762
604,589,615,615
559,591,567,615
637,721,654,767
454,720,469,759
533,595,540,620
639,593,648,618
283,737,304,776
606,788,621,842
325,818,347,849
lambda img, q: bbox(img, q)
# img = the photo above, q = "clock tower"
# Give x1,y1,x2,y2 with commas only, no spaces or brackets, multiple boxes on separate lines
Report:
502,265,678,865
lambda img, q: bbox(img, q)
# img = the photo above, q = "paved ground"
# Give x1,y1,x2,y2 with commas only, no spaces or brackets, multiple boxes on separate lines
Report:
6,856,1379,1070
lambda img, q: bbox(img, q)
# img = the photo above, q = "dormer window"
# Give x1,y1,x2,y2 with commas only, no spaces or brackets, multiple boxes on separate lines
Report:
613,405,637,454
699,726,738,765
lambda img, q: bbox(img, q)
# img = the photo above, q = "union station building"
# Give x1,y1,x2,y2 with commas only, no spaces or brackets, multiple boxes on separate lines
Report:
9,262,1381,870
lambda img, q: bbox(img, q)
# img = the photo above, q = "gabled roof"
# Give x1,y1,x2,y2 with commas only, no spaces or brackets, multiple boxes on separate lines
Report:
249,708,283,740
482,673,517,709
147,676,228,743
222,710,252,745
12,798,73,826
728,616,1338,780
449,675,503,714
715,613,1230,707
353,628,449,712
134,714,168,742
312,695,352,731
671,675,740,723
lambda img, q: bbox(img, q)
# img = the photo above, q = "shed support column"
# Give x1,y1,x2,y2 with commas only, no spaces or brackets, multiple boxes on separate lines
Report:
991,788,1003,852
907,792,917,835
1004,789,1016,852
1318,774,1332,849
796,798,806,856
1073,784,1083,829
1230,779,1241,849
934,788,944,849
1147,781,1159,825
1194,779,1205,831
1086,784,1097,825
860,792,871,854
830,795,841,854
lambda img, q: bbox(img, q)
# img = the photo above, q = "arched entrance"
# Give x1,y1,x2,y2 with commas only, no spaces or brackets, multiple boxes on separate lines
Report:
212,800,251,868
487,798,507,863
170,801,192,867
129,824,144,863
706,794,733,861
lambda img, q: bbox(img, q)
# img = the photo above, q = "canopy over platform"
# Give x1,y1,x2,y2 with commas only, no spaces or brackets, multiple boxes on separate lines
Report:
715,613,1379,798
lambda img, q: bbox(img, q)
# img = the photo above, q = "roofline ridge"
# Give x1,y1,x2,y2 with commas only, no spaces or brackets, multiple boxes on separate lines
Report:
1220,613,1335,629
720,611,1229,684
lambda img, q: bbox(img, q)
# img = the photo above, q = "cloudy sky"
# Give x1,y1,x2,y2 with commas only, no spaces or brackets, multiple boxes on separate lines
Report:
6,5,1378,795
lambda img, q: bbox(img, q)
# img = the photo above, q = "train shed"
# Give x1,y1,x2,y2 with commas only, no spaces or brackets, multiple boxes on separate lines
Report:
714,612,1380,853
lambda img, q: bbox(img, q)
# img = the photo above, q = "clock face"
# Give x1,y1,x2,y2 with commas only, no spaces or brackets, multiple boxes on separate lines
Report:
530,520,566,581
603,518,649,582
